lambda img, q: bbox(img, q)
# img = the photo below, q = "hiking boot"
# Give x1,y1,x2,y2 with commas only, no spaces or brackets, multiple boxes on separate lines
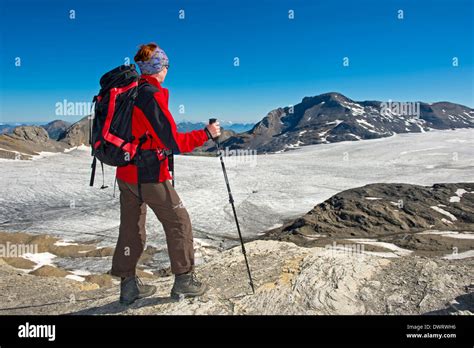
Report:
170,272,208,300
119,276,157,305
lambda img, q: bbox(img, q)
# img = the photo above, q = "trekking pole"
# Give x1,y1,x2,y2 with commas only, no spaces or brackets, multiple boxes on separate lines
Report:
168,151,175,187
209,118,255,294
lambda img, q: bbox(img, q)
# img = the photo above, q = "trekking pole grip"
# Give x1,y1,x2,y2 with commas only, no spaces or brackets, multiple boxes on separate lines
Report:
208,118,219,144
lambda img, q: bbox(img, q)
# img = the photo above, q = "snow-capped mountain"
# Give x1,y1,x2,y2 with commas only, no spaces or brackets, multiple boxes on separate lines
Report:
218,92,474,153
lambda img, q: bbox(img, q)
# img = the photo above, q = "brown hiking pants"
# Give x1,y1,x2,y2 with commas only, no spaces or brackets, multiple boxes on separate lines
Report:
111,178,194,277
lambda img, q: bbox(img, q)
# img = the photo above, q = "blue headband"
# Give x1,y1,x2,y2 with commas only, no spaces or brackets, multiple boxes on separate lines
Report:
136,47,169,75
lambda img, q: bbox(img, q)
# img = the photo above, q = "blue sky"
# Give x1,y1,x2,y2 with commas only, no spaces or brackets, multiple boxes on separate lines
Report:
0,0,472,123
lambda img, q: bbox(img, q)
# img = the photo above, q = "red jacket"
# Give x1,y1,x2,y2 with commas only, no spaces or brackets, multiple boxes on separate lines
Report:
116,75,209,184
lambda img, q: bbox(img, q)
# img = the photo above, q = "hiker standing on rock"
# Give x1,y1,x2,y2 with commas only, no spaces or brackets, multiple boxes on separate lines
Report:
110,43,221,305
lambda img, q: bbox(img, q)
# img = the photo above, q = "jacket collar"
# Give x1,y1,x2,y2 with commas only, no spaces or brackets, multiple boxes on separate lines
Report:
139,74,162,89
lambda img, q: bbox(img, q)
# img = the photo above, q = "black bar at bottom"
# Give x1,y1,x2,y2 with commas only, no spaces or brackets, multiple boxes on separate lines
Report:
0,315,471,346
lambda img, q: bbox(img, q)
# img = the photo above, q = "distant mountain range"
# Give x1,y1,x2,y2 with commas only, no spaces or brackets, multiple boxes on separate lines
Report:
1,92,472,159
215,92,474,153
1,122,45,136
0,117,251,159
0,120,253,139
0,120,71,140
176,120,254,133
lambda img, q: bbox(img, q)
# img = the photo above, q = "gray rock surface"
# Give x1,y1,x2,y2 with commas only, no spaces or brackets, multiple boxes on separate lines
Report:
0,126,67,159
57,116,89,147
263,182,474,256
42,120,71,140
0,240,471,315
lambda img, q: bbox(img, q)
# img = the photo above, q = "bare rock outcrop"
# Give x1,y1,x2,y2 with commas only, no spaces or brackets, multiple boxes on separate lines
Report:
0,240,471,315
0,126,67,159
263,183,474,256
57,116,89,147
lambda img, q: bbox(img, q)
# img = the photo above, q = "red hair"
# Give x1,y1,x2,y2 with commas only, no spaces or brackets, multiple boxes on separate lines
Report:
134,43,159,62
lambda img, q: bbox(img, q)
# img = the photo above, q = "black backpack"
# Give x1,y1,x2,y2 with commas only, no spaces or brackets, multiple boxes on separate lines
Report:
89,64,173,199
90,64,139,165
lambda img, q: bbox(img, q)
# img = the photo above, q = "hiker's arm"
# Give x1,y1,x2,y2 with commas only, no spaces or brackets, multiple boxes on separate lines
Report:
148,92,211,153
